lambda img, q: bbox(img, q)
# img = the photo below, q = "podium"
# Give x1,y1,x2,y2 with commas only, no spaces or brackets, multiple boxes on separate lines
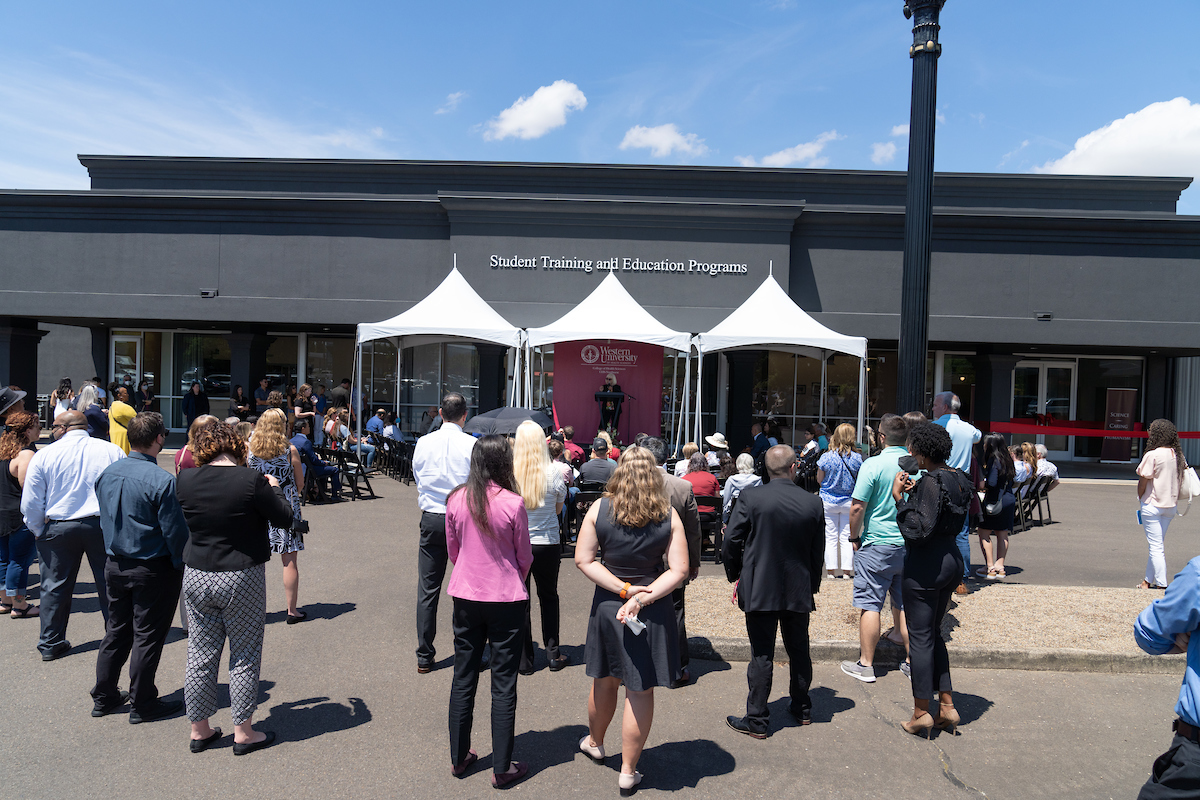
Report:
595,391,625,432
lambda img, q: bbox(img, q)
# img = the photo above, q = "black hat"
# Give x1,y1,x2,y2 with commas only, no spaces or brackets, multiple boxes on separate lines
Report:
0,387,27,416
592,437,609,453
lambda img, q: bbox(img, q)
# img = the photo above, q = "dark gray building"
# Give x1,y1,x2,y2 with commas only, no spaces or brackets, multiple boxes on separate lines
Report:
1,155,1197,461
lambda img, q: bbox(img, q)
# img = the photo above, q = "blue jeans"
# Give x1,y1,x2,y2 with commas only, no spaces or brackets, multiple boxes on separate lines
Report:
956,519,972,580
355,442,376,470
0,525,37,596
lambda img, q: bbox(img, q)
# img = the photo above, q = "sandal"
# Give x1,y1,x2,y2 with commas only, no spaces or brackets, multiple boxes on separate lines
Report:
11,604,38,619
0,603,11,615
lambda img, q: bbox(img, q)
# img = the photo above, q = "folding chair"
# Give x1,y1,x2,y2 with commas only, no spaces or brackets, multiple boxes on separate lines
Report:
694,494,723,564
333,448,376,501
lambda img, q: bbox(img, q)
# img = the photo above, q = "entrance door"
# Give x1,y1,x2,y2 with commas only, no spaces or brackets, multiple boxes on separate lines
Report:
110,335,142,391
1011,360,1076,460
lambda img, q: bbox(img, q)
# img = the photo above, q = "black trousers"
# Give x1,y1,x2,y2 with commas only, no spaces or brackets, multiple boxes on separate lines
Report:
449,598,523,774
673,585,690,670
1140,733,1200,799
36,517,110,655
416,511,449,665
521,544,561,669
744,610,811,734
902,541,963,701
92,556,184,711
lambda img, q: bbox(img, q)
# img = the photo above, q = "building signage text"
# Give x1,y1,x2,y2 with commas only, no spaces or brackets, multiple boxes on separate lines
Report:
489,254,749,277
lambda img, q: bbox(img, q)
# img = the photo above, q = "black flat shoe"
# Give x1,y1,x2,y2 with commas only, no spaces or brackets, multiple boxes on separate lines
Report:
41,641,71,661
190,728,223,753
451,748,478,778
286,610,308,625
670,668,691,689
548,654,570,672
491,761,529,789
232,730,276,756
788,705,812,725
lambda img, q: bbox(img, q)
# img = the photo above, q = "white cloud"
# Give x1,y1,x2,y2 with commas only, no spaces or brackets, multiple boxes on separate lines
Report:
483,80,587,141
0,52,393,190
435,91,466,115
1033,97,1200,182
870,141,897,165
998,139,1030,169
891,124,909,137
619,123,708,158
936,110,946,124
737,131,842,168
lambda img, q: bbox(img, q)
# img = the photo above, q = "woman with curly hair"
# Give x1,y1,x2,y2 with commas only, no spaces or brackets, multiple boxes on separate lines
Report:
1137,419,1186,589
175,415,219,473
0,411,41,617
247,408,307,622
575,445,688,795
976,433,1017,580
892,422,974,737
176,420,293,755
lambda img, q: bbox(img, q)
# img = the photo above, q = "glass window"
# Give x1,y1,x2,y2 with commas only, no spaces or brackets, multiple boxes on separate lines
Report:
445,344,479,409
172,334,231,428
307,336,355,394
1075,358,1143,459
363,339,398,409
531,348,554,412
265,336,297,395
942,356,976,420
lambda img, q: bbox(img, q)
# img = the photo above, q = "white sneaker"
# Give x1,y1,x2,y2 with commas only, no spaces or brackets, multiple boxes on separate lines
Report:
840,660,877,683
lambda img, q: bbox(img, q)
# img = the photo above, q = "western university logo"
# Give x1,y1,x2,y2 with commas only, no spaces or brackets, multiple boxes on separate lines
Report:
581,345,600,364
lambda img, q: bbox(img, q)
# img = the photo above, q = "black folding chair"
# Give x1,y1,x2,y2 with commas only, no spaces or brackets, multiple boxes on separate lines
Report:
332,448,376,501
694,494,724,563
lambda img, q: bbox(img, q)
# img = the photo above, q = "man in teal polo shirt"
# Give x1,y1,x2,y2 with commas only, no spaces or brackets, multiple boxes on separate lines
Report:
841,413,911,683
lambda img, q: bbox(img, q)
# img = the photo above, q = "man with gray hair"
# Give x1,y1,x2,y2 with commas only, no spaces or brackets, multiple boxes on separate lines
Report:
1034,444,1061,493
932,392,981,591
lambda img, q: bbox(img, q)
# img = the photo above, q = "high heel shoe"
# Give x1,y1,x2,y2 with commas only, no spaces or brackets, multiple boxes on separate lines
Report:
901,712,935,738
619,770,643,796
579,734,606,763
934,705,960,735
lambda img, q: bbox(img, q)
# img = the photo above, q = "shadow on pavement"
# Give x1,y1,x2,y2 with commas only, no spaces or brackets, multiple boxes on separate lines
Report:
952,691,994,726
637,738,736,790
265,601,357,625
262,696,372,743
808,685,855,724
509,723,590,776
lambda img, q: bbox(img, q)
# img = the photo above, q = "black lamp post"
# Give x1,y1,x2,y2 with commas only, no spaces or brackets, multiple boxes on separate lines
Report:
895,0,945,415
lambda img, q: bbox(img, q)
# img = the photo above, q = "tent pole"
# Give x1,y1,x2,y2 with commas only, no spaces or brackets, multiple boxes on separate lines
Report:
858,354,868,449
669,349,679,443
395,342,401,422
820,352,827,427
791,353,799,448
694,349,704,445
677,345,692,457
355,342,364,453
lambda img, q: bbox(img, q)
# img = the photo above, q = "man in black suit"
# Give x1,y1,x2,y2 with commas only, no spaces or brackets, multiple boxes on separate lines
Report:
722,444,825,738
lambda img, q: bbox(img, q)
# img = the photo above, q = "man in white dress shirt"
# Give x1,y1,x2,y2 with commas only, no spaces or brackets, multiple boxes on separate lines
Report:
21,410,125,661
411,393,476,673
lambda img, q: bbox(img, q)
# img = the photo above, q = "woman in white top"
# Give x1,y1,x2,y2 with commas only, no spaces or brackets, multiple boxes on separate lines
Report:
721,453,762,523
674,442,699,477
1137,418,1185,589
50,377,73,418
513,421,569,673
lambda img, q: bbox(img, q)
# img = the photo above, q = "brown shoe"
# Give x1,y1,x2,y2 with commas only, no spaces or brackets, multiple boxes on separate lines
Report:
417,662,433,674
954,582,970,596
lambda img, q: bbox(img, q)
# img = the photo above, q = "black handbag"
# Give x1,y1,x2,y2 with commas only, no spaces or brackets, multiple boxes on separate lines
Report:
292,519,310,535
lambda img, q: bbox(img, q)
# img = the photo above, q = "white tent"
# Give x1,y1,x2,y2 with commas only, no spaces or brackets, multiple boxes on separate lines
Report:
525,272,694,450
353,265,524,442
694,273,869,447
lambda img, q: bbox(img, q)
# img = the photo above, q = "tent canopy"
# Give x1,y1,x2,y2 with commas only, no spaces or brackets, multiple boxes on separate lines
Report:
356,266,523,348
695,274,866,358
526,272,692,352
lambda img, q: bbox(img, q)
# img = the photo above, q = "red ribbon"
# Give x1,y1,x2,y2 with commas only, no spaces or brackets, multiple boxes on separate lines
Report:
979,421,1200,440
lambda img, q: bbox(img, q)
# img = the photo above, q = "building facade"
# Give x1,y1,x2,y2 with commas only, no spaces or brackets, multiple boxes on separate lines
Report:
1,156,1197,460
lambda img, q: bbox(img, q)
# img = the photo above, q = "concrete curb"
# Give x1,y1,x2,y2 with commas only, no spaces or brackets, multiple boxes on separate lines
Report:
688,636,1187,675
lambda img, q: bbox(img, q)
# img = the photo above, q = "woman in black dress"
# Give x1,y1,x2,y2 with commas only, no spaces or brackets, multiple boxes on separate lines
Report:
136,380,155,413
976,433,1016,580
575,445,688,796
182,381,210,427
892,422,974,737
229,385,251,420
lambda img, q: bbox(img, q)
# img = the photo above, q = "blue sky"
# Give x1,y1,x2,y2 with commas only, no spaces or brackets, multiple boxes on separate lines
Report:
2,1,1198,213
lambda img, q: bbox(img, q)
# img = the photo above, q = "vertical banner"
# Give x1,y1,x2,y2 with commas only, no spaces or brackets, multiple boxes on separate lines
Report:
1100,388,1138,462
551,340,664,446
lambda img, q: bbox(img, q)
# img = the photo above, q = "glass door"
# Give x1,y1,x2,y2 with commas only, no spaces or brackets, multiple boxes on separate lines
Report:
110,335,142,393
1012,360,1076,460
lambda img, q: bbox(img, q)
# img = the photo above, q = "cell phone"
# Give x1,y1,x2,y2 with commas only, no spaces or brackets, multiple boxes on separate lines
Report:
625,614,646,635
1137,509,1143,526
898,455,920,475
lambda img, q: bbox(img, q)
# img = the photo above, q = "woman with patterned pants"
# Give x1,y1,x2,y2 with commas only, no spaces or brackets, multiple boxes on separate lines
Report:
176,420,294,755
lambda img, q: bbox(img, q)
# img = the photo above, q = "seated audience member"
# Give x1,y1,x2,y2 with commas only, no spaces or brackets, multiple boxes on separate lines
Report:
799,426,819,457
578,438,616,485
675,442,699,477
291,419,341,501
718,452,736,481
681,453,721,514
596,430,619,462
812,423,829,451
561,426,585,465
722,453,762,522
704,432,729,467
1017,442,1040,496
382,412,401,439
1034,444,1060,492
331,411,376,469
366,408,386,436
1011,446,1030,485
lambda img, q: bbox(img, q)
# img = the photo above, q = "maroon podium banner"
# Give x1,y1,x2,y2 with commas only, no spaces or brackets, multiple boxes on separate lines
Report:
552,340,664,446
1100,388,1138,461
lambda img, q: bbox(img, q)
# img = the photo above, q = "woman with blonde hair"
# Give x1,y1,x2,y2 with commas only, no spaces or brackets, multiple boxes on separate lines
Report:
816,423,864,579
512,421,569,674
247,408,307,622
674,442,699,477
596,429,619,462
175,415,219,473
576,445,688,795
